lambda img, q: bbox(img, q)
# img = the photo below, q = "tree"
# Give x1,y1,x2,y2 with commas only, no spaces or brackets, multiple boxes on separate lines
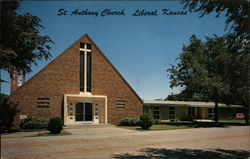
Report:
0,0,53,80
180,0,249,124
181,0,249,49
0,94,19,132
168,35,233,124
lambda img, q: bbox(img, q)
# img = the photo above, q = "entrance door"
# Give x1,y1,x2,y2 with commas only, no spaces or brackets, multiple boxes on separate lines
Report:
85,102,93,121
75,102,93,122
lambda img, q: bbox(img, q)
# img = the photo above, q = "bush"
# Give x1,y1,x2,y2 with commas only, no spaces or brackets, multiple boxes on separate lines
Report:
0,94,19,132
138,113,154,130
118,117,139,126
154,119,160,125
20,118,49,129
47,117,63,134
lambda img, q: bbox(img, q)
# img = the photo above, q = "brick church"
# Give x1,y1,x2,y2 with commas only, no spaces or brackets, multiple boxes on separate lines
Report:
9,34,143,125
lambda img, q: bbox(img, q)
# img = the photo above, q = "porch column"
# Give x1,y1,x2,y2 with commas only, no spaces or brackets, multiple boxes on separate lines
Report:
64,94,68,125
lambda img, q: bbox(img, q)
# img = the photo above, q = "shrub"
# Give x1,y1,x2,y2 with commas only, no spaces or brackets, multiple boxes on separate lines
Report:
47,117,63,134
154,119,160,125
0,94,19,132
20,118,49,129
118,117,139,126
138,113,154,130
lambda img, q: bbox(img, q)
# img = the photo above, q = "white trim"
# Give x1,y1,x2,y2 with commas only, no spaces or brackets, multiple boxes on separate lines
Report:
64,94,68,124
80,48,91,52
143,100,243,108
64,93,107,125
84,52,87,92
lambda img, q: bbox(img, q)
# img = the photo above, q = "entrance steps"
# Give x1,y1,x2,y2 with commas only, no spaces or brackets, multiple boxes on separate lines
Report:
64,123,114,129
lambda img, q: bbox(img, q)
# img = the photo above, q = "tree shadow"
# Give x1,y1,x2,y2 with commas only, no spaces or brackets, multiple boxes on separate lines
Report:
113,148,249,159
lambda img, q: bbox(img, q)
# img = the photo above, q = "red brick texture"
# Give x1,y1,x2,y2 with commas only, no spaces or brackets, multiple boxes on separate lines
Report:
9,34,143,126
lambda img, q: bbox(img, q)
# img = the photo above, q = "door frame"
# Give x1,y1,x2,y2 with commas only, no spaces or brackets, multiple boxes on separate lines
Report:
75,101,93,122
64,94,107,125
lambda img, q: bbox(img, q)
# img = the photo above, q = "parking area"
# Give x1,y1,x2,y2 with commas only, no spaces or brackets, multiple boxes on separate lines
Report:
1,126,249,159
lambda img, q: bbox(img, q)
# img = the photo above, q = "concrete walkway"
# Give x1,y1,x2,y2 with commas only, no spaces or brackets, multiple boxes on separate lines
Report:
1,126,249,159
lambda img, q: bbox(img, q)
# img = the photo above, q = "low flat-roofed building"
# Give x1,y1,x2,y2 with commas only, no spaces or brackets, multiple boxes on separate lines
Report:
143,100,244,121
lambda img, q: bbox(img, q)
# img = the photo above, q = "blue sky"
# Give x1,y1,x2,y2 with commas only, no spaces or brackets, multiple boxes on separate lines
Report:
1,1,228,100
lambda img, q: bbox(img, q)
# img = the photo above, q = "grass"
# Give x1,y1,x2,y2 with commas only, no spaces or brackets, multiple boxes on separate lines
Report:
118,120,247,131
30,130,71,137
219,119,245,123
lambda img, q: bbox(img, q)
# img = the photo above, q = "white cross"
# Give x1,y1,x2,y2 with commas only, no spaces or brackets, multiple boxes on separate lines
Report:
79,44,91,92
80,44,91,52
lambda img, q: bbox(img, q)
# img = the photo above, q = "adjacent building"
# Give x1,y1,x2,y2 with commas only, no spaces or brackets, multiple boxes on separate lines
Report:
144,100,244,121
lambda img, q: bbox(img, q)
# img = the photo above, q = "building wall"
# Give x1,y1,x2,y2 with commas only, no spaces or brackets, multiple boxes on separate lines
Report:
160,107,168,120
175,106,189,121
197,107,208,119
9,34,143,127
144,106,189,121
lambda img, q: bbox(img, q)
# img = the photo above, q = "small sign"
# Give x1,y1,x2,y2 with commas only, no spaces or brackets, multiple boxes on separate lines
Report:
19,115,27,119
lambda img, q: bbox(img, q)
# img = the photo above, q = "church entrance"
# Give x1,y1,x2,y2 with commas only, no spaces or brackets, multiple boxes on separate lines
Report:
75,102,93,122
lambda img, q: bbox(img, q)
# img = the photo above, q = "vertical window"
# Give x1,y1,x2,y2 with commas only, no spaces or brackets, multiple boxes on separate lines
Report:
80,51,85,91
80,42,84,49
169,107,175,120
79,42,92,92
153,106,160,119
87,52,91,92
208,108,214,119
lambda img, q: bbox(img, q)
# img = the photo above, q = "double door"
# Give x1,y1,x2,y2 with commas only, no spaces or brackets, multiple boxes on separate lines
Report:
75,102,93,122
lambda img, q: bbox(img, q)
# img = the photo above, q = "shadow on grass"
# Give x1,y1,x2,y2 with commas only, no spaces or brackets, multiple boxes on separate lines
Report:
113,148,249,159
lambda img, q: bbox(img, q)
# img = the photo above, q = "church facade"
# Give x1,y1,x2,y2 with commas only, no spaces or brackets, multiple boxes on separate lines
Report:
9,34,143,126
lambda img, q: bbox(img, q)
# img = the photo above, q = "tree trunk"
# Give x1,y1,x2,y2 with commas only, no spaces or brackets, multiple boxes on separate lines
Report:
214,101,219,125
243,105,249,125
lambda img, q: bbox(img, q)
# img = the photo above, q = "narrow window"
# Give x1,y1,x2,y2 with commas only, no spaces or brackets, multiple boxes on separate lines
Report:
80,51,85,91
208,108,214,119
153,106,160,119
169,107,175,120
87,52,91,92
80,42,84,49
79,42,91,92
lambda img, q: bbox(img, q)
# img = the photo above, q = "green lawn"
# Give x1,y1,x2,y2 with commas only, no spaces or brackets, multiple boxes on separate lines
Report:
219,119,245,123
30,130,71,137
118,120,246,131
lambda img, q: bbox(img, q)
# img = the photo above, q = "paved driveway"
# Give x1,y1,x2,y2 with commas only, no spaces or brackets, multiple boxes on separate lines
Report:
1,126,249,159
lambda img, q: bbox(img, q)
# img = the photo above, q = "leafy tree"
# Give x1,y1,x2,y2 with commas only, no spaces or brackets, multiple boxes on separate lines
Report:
168,35,233,124
181,0,249,124
181,0,249,49
0,0,53,80
0,94,19,132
